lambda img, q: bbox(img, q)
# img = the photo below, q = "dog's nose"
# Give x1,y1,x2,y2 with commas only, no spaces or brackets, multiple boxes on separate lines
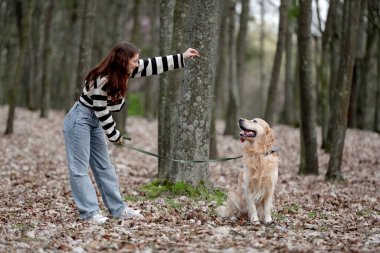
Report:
239,118,244,123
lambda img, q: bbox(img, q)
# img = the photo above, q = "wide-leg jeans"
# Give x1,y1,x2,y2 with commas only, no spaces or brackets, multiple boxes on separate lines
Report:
63,102,126,219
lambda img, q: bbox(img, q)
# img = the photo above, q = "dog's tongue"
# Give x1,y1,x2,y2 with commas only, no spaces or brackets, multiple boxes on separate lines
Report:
240,137,245,143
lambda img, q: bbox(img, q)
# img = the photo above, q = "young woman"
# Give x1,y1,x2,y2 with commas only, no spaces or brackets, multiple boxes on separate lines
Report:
63,42,199,223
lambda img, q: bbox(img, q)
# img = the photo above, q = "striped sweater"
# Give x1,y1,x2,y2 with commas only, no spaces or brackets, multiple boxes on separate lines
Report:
79,54,185,142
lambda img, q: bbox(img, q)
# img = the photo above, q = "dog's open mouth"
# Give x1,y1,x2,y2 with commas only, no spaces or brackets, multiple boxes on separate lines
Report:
239,130,256,142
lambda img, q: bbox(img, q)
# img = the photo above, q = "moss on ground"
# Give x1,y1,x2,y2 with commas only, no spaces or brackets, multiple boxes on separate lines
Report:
124,180,226,206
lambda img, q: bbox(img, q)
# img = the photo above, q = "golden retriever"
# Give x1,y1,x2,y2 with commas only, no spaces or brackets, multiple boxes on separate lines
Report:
216,118,279,224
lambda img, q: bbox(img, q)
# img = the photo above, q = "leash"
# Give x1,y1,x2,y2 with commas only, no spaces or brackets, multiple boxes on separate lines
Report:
117,136,242,164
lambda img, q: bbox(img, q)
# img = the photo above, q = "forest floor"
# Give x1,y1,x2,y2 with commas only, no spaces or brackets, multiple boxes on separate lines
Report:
0,106,379,253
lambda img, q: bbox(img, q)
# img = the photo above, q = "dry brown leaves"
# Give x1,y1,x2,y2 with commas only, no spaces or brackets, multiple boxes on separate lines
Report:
0,106,379,252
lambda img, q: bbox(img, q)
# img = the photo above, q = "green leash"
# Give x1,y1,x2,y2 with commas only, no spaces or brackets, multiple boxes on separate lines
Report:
118,136,243,164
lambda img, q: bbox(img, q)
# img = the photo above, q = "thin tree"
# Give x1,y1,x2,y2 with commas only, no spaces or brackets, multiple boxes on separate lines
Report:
297,0,319,175
259,0,266,112
319,0,337,149
170,0,223,187
326,0,361,181
210,1,229,159
325,0,343,152
376,29,380,133
40,0,54,118
158,0,175,174
264,0,288,125
224,0,239,137
236,0,249,99
5,0,33,134
282,0,297,125
74,0,97,100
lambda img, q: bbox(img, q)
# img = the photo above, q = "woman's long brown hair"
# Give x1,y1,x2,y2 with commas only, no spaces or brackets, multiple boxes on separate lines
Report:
85,42,139,100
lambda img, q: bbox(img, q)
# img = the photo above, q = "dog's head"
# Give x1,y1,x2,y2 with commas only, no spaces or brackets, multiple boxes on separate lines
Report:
239,118,274,153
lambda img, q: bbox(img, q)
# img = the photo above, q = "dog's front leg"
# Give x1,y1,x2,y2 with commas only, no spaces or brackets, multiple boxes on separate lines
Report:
246,196,259,223
263,193,273,224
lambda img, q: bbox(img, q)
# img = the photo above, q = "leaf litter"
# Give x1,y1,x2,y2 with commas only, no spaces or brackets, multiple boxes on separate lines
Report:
0,106,379,252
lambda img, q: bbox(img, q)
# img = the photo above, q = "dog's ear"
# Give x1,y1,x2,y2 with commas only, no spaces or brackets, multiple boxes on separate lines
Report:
265,127,275,149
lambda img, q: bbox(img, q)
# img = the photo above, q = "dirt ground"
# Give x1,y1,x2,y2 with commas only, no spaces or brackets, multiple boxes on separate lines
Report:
0,106,379,252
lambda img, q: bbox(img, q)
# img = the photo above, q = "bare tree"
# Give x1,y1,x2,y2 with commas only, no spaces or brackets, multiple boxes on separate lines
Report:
264,0,288,125
40,0,54,118
74,0,97,100
170,0,223,187
224,0,239,137
326,0,361,181
158,0,190,181
158,0,175,174
5,0,33,134
282,0,297,125
297,0,319,175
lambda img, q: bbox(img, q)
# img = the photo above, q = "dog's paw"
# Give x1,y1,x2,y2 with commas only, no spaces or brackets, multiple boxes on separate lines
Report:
249,216,259,224
264,217,273,224
215,206,225,217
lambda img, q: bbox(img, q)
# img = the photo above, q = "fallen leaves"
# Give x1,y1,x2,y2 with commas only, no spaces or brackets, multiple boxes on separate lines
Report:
0,106,379,252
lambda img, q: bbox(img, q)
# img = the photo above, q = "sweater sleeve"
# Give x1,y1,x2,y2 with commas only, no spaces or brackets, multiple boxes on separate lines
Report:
130,53,185,78
91,86,121,142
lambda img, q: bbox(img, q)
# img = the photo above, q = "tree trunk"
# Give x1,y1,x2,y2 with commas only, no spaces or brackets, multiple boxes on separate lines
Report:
297,0,319,175
158,0,189,181
348,0,366,128
170,0,222,187
259,0,266,113
224,0,239,137
325,0,343,152
355,5,376,130
74,0,97,100
114,0,138,135
282,0,296,125
143,1,160,120
40,0,54,118
326,0,361,181
236,0,249,99
264,0,288,125
158,0,175,175
375,28,380,133
320,0,338,150
210,1,228,159
5,0,33,134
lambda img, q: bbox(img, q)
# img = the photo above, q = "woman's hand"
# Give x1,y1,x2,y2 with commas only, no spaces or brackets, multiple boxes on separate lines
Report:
183,48,200,59
116,137,124,145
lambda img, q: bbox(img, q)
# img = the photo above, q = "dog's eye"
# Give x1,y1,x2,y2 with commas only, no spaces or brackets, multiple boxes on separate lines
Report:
252,119,258,123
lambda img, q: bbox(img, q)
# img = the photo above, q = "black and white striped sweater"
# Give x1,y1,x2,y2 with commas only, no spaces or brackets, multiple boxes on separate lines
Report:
79,53,185,142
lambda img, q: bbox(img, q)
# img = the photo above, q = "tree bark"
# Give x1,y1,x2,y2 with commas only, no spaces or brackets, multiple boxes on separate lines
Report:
326,0,361,181
320,0,338,150
297,0,319,175
74,0,97,100
40,0,54,118
236,0,249,99
259,0,266,113
264,0,288,125
171,0,222,187
210,1,228,159
375,28,380,133
224,0,239,137
325,0,343,152
158,0,190,181
5,0,33,134
282,0,296,125
158,0,175,176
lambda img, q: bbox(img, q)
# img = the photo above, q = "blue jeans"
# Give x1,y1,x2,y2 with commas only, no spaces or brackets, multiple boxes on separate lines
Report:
63,102,126,219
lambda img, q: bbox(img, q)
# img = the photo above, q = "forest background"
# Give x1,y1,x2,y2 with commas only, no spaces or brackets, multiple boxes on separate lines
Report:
0,0,379,252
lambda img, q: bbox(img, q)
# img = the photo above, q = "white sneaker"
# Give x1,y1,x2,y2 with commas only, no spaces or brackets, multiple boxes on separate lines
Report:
89,213,109,224
119,207,144,220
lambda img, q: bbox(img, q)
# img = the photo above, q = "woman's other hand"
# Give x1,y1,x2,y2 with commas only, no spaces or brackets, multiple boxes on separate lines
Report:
183,48,200,59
